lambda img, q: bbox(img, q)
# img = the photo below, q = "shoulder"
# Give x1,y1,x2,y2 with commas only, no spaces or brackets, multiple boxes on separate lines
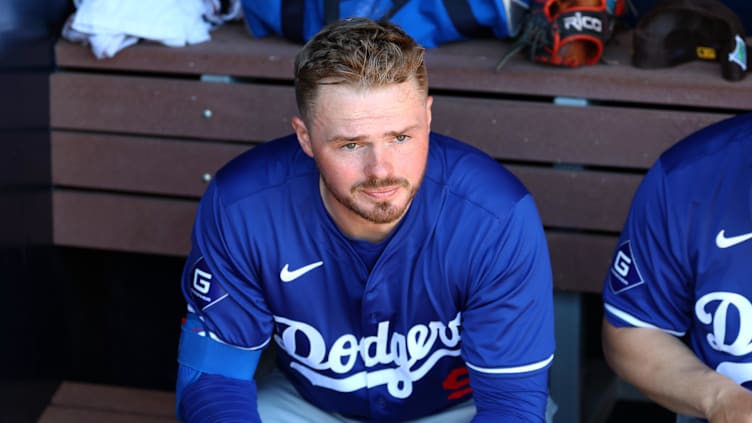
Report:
659,113,752,179
426,132,530,219
212,134,316,206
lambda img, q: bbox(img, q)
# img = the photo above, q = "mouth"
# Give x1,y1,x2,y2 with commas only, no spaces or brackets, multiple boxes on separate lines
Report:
354,178,408,202
361,186,401,201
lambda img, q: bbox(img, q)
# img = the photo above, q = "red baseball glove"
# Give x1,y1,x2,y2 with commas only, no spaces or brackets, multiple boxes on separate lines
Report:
497,0,624,69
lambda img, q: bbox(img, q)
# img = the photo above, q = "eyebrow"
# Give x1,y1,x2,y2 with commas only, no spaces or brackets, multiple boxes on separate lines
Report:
329,134,367,144
328,125,420,143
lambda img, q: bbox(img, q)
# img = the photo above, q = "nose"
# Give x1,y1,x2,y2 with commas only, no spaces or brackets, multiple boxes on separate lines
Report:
364,144,393,179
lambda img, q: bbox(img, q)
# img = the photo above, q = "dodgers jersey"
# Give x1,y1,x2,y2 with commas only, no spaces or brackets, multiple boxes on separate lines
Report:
181,132,555,420
603,113,752,392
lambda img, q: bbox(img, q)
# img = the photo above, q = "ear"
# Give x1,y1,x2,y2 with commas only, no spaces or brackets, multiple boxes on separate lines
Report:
292,116,314,157
426,95,433,129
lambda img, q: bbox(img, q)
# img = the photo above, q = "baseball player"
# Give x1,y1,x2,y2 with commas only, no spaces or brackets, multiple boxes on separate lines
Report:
602,113,752,423
176,17,556,422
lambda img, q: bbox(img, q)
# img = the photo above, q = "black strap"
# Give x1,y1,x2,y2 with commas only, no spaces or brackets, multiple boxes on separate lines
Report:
324,0,339,24
281,0,306,43
441,0,494,39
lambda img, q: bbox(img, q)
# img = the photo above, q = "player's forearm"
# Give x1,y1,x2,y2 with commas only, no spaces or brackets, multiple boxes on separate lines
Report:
601,318,742,419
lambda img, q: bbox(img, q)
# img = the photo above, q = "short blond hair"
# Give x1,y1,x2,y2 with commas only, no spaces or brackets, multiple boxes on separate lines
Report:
294,17,428,120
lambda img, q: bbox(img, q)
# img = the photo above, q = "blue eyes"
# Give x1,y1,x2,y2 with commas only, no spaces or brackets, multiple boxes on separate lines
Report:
339,135,409,151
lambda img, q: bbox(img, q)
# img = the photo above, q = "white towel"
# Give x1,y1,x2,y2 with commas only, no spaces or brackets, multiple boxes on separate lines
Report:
62,0,215,59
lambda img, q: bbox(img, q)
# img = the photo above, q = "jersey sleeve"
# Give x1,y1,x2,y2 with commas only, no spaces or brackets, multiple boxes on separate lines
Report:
460,194,555,379
469,367,549,422
602,160,693,336
181,180,274,350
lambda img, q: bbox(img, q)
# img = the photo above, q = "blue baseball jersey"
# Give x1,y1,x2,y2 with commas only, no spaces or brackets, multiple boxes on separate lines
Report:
181,132,555,420
603,113,752,392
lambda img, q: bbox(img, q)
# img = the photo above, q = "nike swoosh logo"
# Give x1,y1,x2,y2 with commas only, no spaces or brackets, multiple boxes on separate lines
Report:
280,261,323,282
716,230,752,249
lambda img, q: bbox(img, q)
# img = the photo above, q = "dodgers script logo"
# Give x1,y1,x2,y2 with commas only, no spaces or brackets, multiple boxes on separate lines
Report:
273,313,463,399
696,291,752,385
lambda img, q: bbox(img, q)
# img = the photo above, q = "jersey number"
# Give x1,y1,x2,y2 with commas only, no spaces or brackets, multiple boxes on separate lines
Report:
442,367,472,400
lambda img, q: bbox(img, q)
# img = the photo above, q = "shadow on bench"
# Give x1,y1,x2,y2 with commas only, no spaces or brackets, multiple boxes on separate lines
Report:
39,381,177,423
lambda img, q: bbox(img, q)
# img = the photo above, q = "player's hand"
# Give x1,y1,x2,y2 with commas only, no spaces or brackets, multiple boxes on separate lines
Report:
706,384,752,423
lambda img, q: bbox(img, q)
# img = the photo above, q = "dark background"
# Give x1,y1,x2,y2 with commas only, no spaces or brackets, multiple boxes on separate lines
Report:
0,1,186,421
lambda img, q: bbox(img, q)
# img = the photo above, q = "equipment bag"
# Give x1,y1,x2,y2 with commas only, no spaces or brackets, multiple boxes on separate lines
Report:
240,0,533,47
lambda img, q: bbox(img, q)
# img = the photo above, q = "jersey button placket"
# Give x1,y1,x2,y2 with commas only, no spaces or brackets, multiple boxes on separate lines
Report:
362,279,382,418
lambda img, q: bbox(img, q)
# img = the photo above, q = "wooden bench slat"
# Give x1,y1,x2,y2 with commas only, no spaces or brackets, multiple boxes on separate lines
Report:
49,381,175,417
52,131,250,198
54,23,752,111
52,191,195,256
432,97,729,169
509,165,640,233
38,381,177,423
547,231,617,293
39,407,176,423
54,25,300,80
50,73,297,142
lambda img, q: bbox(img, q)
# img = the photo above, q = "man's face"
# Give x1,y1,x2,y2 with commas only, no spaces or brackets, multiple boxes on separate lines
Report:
293,80,432,229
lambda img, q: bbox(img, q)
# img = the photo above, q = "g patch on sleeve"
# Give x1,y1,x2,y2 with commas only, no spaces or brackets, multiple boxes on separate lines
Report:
189,257,228,311
608,241,645,294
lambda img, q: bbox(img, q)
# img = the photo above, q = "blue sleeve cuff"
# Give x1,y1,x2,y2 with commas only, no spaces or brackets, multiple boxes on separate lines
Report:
179,373,261,423
468,367,549,422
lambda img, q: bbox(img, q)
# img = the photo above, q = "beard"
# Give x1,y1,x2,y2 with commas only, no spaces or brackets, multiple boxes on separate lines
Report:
322,176,416,224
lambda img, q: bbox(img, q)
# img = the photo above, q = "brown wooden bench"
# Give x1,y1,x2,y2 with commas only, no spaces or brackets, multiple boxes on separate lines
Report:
50,24,742,293
48,22,751,422
35,344,279,423
38,381,177,423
